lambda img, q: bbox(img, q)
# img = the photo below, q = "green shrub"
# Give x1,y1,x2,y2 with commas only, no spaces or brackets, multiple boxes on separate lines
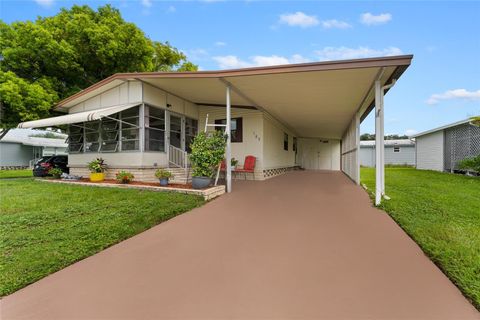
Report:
87,158,107,173
115,171,134,184
48,168,63,178
189,131,226,178
458,155,480,173
155,169,173,179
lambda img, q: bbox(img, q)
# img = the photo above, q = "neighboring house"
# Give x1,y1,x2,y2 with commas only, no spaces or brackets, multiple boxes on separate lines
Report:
0,129,67,168
18,55,412,198
360,139,415,167
411,118,480,172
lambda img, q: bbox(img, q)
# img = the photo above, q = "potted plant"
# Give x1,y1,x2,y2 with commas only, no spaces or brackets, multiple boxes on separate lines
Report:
48,167,63,179
87,158,107,182
189,130,226,189
155,169,173,186
116,171,134,184
231,157,239,169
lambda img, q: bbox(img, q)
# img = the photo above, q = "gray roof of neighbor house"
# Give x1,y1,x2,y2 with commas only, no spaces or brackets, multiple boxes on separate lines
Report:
1,129,68,148
360,139,415,147
410,118,476,138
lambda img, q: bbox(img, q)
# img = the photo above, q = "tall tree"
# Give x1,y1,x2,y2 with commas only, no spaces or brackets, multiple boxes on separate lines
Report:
0,4,197,139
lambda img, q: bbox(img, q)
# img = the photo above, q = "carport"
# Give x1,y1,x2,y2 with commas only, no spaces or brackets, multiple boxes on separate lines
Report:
20,55,413,204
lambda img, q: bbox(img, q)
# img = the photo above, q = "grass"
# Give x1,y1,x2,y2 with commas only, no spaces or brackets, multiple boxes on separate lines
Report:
0,169,33,179
0,178,205,296
361,167,480,309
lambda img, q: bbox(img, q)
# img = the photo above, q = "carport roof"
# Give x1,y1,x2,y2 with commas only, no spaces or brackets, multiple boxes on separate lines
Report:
56,55,413,139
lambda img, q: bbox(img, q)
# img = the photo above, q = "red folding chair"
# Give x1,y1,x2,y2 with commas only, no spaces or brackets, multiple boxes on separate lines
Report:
234,155,256,180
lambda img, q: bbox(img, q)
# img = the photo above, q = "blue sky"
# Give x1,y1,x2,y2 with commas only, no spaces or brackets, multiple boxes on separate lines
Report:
1,0,479,135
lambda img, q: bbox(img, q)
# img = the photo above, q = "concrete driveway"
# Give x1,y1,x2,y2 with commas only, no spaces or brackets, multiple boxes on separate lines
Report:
1,171,479,319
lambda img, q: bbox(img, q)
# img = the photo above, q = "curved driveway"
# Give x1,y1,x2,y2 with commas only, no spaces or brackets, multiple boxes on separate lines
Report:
2,171,479,319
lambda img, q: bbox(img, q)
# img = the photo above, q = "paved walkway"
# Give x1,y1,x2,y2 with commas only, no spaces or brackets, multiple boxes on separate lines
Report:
2,171,478,319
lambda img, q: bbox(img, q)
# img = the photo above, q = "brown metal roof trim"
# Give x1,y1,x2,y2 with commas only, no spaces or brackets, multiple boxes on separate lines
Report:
56,55,413,108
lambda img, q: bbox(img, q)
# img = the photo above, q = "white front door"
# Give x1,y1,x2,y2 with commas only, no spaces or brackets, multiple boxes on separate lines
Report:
299,139,333,170
317,141,332,170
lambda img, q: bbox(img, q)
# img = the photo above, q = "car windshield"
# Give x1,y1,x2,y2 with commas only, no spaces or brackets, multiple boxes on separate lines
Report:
35,157,51,164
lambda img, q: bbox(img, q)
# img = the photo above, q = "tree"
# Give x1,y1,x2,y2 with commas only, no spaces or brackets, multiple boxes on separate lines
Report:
0,4,197,139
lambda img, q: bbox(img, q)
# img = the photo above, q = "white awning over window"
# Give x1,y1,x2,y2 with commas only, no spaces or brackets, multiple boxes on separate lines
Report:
17,103,141,129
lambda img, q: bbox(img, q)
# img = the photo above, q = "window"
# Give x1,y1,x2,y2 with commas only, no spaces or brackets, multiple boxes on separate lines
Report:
215,117,243,142
145,106,165,152
393,146,400,153
66,106,139,153
293,137,297,152
84,121,100,152
185,117,198,152
67,124,84,153
120,106,140,151
284,132,288,151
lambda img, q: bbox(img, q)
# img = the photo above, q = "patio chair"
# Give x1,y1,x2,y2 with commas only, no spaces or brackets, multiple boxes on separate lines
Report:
234,155,256,180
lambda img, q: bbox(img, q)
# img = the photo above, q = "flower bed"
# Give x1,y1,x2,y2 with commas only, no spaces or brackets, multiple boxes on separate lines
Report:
38,178,225,200
79,178,193,189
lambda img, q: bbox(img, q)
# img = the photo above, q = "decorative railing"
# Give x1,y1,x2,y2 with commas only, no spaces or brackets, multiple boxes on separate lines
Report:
169,144,189,172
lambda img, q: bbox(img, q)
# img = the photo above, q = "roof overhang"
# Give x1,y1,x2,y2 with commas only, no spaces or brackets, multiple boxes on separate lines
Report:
18,103,140,129
410,118,477,138
56,55,413,139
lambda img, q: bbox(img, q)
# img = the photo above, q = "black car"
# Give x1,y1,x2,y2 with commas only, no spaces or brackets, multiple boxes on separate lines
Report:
33,155,69,177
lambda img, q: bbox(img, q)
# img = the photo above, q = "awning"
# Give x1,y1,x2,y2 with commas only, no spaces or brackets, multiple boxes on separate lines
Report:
17,103,140,129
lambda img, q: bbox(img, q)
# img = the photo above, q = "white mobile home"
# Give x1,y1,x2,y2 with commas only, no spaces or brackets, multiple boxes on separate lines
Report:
0,129,67,168
18,55,413,204
360,139,415,167
411,119,480,172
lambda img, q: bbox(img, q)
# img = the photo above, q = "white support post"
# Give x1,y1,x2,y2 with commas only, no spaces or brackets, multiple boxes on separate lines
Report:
374,80,383,205
225,85,232,193
380,92,385,196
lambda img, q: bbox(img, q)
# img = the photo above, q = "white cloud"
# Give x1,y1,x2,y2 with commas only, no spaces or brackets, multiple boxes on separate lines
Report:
279,12,319,28
213,55,251,69
427,89,480,105
215,41,227,47
315,46,403,61
141,0,152,8
321,19,352,29
34,0,54,7
213,54,310,69
185,48,210,61
166,5,176,13
405,129,418,136
360,12,392,26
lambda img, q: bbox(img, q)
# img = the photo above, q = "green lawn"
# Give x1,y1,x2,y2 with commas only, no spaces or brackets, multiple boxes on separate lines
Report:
0,169,33,179
361,167,480,309
0,179,204,296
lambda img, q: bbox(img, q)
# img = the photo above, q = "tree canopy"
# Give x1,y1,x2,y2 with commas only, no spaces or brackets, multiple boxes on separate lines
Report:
0,4,197,138
360,133,410,141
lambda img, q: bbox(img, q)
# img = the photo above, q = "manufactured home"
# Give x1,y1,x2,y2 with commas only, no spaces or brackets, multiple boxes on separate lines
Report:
18,55,413,204
0,129,67,169
360,139,415,167
411,119,480,172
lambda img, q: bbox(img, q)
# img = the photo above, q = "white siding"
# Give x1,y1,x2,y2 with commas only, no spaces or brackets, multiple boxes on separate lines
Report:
198,106,264,174
341,114,360,183
360,145,415,167
360,147,375,167
69,81,143,113
416,131,444,171
262,114,296,170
